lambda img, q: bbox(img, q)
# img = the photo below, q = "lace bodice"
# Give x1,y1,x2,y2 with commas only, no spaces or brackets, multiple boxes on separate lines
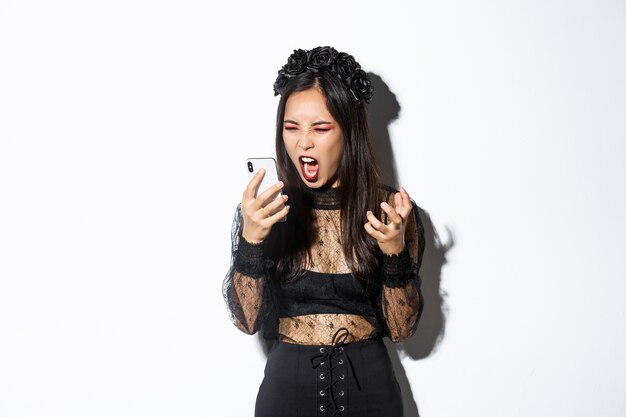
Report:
223,185,424,345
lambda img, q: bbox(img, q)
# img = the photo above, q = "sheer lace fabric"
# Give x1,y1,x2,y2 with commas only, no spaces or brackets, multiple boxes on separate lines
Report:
223,206,270,335
306,208,350,274
278,314,377,345
223,186,424,345
229,271,264,334
380,190,423,342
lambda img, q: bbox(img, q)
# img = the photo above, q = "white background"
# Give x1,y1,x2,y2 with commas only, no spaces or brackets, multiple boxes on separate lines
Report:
1,0,625,416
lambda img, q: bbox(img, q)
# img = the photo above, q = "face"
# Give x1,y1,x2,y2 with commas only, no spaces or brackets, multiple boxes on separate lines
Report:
283,88,344,188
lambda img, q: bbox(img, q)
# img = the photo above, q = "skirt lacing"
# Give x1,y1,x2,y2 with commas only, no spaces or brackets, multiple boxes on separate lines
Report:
310,328,362,416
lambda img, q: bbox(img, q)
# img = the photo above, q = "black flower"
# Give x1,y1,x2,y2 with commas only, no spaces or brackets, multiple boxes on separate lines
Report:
272,46,374,104
307,46,338,70
282,49,308,75
273,72,289,96
332,52,360,79
350,69,374,103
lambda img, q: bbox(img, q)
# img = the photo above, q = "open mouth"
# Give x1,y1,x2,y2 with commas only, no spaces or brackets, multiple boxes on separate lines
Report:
299,156,319,182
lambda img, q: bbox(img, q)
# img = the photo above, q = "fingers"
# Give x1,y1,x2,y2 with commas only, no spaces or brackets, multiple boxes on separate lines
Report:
366,210,384,230
366,189,412,255
399,187,413,218
365,211,403,254
381,201,403,225
243,168,284,201
243,168,285,211
394,192,403,214
256,181,284,207
241,193,289,243
364,210,395,242
377,188,413,226
243,168,266,201
252,193,289,227
364,220,386,241
261,194,289,219
365,186,414,240
265,203,290,225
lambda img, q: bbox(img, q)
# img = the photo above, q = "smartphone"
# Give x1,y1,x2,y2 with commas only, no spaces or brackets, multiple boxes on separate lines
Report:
246,157,282,202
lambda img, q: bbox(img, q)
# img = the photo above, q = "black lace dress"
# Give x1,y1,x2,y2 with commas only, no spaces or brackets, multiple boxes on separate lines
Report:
223,185,424,417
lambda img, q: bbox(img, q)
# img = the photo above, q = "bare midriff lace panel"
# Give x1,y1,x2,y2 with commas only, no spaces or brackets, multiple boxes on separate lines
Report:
278,314,378,345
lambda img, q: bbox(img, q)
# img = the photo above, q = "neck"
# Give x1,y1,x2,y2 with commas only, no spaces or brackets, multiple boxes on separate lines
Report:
303,185,341,210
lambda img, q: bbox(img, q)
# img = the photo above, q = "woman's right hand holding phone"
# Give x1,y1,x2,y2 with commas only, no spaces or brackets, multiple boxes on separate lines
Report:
241,168,289,244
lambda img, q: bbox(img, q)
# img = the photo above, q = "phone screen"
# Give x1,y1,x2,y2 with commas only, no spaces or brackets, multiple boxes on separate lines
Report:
246,157,282,199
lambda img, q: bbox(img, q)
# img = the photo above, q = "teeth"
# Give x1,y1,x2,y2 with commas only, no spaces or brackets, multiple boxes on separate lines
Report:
301,157,316,163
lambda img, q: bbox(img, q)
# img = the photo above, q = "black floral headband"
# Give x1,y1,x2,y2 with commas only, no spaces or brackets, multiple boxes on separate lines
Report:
273,46,374,104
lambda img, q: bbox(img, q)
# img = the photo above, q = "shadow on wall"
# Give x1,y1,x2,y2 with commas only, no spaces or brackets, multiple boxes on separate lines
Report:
369,73,453,417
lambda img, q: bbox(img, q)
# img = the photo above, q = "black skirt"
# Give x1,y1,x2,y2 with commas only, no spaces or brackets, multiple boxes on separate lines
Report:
255,337,403,417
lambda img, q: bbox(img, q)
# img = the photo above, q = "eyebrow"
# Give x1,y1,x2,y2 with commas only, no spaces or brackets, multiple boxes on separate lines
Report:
284,119,333,126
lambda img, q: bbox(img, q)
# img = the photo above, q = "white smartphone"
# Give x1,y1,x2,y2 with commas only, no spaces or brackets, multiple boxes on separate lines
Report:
246,157,282,202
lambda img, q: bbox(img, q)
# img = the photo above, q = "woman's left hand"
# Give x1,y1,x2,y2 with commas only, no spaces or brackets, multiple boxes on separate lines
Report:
364,187,413,255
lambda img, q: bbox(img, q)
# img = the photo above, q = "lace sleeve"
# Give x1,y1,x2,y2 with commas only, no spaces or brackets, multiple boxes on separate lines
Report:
222,205,275,335
379,195,425,343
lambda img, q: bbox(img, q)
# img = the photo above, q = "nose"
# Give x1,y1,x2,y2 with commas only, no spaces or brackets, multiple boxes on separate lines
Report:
298,133,314,150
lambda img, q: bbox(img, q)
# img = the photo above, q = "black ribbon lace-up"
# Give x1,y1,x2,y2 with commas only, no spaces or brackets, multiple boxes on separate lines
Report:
310,328,361,416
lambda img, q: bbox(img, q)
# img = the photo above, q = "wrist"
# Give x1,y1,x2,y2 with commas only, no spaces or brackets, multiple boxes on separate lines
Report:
380,248,413,287
235,235,272,278
242,233,265,245
242,228,266,245
380,242,405,256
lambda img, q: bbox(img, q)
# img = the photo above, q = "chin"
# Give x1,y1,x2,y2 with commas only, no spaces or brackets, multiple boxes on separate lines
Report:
298,175,324,188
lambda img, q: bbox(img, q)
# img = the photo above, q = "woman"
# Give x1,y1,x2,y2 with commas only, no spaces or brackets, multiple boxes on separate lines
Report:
223,46,424,417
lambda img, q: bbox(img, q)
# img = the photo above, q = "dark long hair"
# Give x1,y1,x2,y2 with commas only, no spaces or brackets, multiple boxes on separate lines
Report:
269,70,383,287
